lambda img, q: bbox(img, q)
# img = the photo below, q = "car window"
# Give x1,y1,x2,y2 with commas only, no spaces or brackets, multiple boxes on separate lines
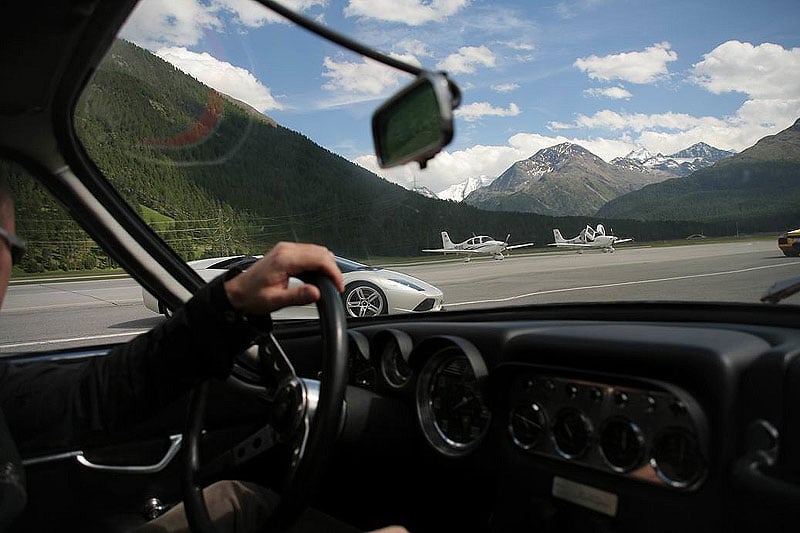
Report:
8,0,798,343
0,160,155,356
79,0,800,311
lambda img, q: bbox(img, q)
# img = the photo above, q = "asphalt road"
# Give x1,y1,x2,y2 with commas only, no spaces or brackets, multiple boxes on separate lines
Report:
2,239,798,356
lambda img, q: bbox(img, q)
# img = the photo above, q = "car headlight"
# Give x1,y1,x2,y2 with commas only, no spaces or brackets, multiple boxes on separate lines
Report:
385,278,425,291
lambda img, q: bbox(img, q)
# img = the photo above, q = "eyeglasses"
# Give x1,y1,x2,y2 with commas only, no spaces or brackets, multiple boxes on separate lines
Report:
0,226,26,265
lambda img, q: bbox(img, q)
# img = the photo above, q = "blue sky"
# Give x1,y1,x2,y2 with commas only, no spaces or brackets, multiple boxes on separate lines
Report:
121,0,800,194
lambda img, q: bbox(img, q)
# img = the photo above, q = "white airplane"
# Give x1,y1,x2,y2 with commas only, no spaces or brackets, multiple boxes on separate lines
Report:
423,231,535,260
548,224,632,253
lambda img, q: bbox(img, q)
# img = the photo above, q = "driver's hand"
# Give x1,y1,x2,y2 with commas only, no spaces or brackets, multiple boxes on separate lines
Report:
223,242,344,315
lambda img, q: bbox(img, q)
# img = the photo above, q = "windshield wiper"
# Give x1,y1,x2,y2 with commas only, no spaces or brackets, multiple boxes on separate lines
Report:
761,275,800,304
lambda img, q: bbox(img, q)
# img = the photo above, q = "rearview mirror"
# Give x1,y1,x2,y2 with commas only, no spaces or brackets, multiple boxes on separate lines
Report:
372,72,460,169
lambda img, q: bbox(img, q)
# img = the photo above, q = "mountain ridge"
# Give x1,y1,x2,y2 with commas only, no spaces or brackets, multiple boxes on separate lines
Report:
464,142,672,216
597,118,800,221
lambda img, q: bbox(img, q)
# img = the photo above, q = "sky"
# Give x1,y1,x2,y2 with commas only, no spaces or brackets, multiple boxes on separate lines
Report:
120,0,800,195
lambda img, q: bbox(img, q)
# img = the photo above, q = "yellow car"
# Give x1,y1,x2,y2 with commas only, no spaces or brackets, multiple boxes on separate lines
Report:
778,228,800,256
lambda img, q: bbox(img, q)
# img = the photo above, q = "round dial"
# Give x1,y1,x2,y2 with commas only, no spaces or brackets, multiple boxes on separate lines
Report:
651,429,704,488
429,354,491,448
380,339,412,388
600,418,645,471
417,344,491,457
509,402,548,450
552,409,592,458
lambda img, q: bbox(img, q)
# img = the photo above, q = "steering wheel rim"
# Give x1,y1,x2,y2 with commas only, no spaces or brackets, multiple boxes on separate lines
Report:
182,273,349,533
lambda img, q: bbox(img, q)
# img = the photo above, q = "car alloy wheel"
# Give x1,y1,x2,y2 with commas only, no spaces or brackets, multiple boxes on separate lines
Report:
344,282,387,317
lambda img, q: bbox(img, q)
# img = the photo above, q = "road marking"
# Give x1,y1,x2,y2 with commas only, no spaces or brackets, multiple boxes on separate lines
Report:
447,262,800,307
0,330,150,350
10,274,131,284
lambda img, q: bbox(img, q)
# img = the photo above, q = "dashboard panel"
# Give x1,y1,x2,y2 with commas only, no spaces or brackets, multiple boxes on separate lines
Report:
327,316,800,532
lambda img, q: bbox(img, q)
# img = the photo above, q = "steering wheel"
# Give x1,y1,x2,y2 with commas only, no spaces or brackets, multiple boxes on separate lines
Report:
182,274,348,533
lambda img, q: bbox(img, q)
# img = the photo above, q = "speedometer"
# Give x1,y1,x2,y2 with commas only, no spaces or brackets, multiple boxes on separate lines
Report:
416,340,490,457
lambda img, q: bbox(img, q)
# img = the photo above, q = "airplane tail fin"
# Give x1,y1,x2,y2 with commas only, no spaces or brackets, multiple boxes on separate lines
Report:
441,231,455,250
553,229,566,243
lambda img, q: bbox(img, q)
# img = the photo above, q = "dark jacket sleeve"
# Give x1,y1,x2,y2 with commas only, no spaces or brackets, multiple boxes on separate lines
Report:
0,272,270,450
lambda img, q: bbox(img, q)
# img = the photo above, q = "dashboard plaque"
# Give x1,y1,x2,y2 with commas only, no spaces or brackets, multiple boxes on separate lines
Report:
552,476,618,517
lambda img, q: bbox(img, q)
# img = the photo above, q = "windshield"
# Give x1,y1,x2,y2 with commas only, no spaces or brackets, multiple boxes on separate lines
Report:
74,0,800,312
5,0,798,351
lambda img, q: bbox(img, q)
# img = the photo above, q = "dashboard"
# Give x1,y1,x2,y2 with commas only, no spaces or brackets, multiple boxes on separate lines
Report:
313,316,800,532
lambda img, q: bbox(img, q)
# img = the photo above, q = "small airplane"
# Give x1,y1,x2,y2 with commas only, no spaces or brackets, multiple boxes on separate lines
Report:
423,231,535,260
548,224,632,253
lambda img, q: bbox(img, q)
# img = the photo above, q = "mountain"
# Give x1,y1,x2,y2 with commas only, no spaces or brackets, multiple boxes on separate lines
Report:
413,186,439,199
597,118,800,222
611,142,735,177
464,143,672,216
437,176,494,202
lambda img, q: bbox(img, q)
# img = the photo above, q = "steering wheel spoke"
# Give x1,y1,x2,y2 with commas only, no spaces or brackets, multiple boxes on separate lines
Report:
199,424,279,483
257,333,299,400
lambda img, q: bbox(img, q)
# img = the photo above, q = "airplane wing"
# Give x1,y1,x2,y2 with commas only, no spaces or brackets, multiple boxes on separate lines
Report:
547,242,593,248
614,238,633,244
506,242,535,250
422,248,482,254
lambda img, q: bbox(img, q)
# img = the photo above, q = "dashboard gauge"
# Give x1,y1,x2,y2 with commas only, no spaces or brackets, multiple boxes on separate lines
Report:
651,429,705,488
347,331,375,388
416,341,490,457
600,417,645,471
552,408,592,459
509,402,548,450
377,329,414,389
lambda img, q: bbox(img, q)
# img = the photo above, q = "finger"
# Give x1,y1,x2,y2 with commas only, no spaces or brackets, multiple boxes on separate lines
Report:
279,245,344,293
267,284,321,310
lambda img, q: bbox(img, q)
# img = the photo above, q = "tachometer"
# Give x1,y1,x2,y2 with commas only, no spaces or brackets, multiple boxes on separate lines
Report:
416,340,490,457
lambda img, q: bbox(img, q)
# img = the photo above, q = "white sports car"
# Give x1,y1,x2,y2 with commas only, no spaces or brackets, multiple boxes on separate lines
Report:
142,255,444,319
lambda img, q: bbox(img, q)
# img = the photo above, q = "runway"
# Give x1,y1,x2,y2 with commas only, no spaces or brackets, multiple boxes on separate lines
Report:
1,239,798,355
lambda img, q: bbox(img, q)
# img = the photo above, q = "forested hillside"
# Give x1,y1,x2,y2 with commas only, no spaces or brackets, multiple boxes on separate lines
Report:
597,119,800,223
6,40,744,273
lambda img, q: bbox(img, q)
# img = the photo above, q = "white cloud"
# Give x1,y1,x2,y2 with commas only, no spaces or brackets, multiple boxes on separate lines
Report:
546,103,800,155
491,83,520,93
436,46,496,74
456,102,521,122
556,41,800,155
214,0,328,26
574,42,677,84
692,41,800,100
121,0,326,49
353,132,640,193
555,0,605,19
344,0,469,25
321,54,420,96
397,39,433,57
584,86,632,99
550,110,724,132
156,47,284,112
121,0,220,49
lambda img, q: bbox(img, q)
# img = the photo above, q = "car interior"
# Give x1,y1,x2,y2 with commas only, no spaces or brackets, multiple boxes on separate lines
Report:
2,1,800,533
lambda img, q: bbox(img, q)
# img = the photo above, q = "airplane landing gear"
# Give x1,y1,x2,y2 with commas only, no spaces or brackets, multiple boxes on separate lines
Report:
494,253,505,260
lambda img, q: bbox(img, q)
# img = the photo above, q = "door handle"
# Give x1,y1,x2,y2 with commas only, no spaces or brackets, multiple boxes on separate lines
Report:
76,434,182,473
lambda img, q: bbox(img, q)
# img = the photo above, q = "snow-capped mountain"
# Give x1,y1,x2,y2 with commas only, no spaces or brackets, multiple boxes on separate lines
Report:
437,176,494,202
464,142,672,216
611,142,736,177
413,186,439,199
